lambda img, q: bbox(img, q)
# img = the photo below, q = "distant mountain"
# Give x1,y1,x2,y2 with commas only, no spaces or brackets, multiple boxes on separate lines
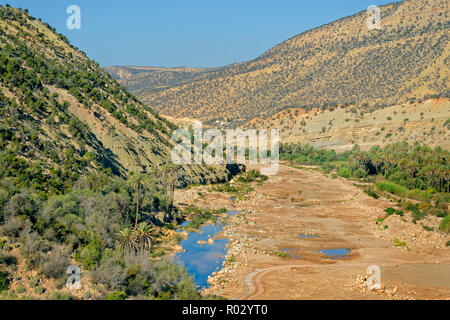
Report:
106,66,208,92
107,0,449,126
0,6,237,187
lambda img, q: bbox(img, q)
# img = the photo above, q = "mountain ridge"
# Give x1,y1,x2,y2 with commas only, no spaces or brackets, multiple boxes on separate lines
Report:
106,0,449,127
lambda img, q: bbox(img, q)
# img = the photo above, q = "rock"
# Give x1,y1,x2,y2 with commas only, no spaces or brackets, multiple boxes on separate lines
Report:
392,286,398,295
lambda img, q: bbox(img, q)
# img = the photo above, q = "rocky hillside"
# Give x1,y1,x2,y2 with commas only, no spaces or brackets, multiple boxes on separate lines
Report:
107,0,449,126
246,98,449,151
0,6,238,187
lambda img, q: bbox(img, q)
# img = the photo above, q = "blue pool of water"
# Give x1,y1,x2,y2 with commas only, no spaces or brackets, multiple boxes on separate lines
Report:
318,248,351,259
298,234,319,238
180,220,191,228
281,248,303,259
174,210,238,289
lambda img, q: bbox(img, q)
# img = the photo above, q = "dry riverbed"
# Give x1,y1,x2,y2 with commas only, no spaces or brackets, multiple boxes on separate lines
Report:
174,165,450,300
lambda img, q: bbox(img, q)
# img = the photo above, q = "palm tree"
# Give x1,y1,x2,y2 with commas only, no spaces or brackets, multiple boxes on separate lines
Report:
151,164,179,221
160,164,178,209
130,172,152,227
134,222,155,252
115,227,136,253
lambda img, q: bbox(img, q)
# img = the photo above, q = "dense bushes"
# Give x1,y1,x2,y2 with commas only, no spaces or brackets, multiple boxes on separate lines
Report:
40,247,70,279
338,167,351,178
0,271,9,291
91,252,200,299
352,142,449,193
281,142,449,228
0,166,201,299
280,143,351,165
281,142,449,194
375,181,431,202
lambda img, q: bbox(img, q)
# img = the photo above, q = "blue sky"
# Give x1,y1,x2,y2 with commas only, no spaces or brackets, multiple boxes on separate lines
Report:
2,0,396,67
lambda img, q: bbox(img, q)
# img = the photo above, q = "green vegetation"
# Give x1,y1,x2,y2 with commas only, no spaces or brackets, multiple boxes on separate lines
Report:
393,239,407,247
353,142,449,193
281,142,449,195
183,206,227,230
281,141,449,229
236,170,268,184
375,181,432,202
439,215,450,233
105,291,128,300
210,170,268,197
380,207,404,222
0,165,203,299
0,271,8,291
364,187,379,199
274,251,290,258
227,255,236,264
280,143,351,166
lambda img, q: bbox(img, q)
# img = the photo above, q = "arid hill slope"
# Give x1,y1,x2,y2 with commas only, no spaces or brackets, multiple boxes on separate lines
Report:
107,0,449,126
0,6,237,186
245,98,449,151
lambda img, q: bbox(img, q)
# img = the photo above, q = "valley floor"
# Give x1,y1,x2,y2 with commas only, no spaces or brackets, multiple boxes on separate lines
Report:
175,164,450,300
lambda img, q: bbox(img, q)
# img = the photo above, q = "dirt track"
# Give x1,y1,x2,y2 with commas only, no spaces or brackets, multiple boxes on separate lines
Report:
176,164,450,300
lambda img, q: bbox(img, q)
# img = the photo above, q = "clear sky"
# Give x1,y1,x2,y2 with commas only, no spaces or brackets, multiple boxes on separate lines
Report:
1,0,396,67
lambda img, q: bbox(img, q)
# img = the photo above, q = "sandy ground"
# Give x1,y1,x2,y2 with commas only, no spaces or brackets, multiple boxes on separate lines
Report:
174,164,450,300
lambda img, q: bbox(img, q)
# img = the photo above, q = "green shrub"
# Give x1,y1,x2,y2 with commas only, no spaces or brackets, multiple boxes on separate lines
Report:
364,187,379,199
34,286,46,295
352,168,368,178
15,285,26,294
236,170,268,183
384,207,404,217
338,167,351,178
29,278,40,288
75,239,102,270
40,248,70,279
184,207,226,230
439,215,450,233
105,290,128,300
437,211,447,218
274,251,290,258
406,203,426,221
436,202,449,210
376,181,407,197
0,254,17,266
0,271,9,291
406,190,432,202
377,180,431,202
393,239,407,247
50,291,73,300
